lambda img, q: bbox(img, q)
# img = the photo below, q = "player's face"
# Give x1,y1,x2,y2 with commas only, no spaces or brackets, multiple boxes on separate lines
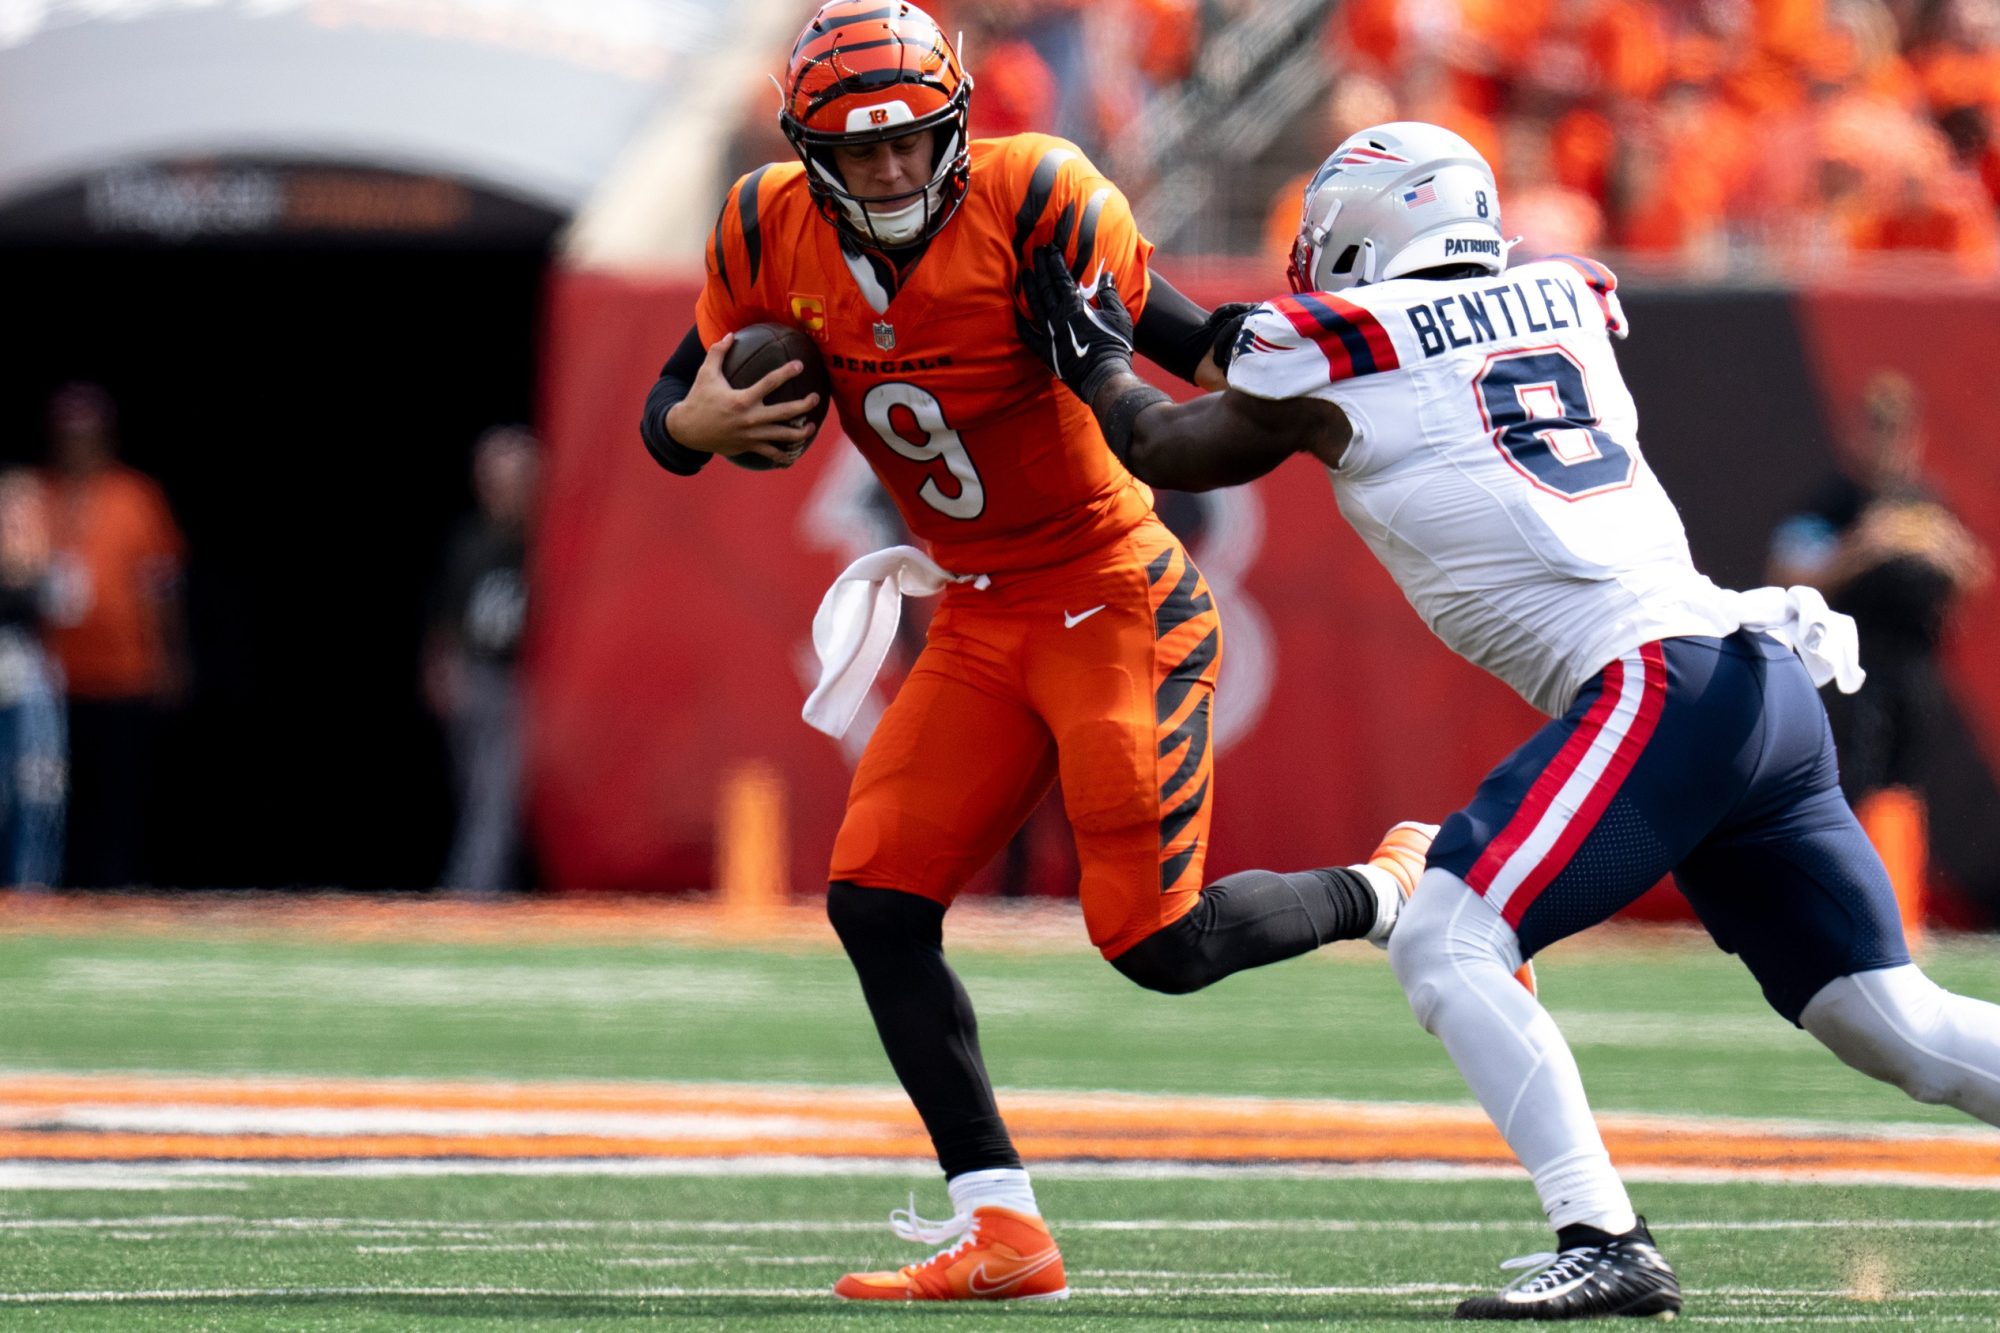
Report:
832,131,933,209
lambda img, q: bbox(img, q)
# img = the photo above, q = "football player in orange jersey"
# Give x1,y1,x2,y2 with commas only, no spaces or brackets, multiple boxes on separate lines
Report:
640,1,1431,1303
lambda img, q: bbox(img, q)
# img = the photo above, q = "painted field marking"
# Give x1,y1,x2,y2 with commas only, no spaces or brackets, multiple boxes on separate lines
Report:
4,1073,1995,1191
11,1155,2000,1192
5,1282,2000,1305
4,1214,1996,1234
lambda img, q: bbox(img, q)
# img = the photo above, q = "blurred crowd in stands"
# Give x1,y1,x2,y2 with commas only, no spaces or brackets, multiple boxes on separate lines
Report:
885,0,2000,276
1307,0,2000,274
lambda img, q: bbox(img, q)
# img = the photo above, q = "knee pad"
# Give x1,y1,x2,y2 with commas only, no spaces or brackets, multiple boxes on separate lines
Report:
1390,870,1522,1033
1387,915,1446,1031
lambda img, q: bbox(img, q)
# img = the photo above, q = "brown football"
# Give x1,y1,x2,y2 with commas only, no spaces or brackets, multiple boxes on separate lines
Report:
720,322,833,471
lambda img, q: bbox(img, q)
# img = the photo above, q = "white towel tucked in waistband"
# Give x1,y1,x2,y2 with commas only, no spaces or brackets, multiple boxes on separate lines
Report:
802,545,989,739
1727,584,1867,695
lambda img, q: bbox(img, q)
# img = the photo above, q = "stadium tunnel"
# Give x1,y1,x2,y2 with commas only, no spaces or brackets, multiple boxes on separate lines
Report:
0,0,794,888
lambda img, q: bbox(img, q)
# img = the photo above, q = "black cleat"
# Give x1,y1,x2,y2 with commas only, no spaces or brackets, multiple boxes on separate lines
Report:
1455,1218,1682,1321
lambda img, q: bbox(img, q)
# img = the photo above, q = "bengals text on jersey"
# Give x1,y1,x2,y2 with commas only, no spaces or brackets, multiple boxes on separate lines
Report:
697,133,1162,576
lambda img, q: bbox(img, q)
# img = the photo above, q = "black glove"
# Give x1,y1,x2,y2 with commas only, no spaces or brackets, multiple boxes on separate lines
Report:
1018,243,1136,403
1201,301,1259,374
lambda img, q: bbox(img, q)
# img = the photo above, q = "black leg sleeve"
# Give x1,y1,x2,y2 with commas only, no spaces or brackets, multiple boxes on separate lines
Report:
826,882,1022,1178
1111,866,1378,995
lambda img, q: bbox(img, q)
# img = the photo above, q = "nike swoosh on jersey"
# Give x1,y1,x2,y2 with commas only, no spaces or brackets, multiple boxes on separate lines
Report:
965,1249,1063,1296
1064,605,1106,628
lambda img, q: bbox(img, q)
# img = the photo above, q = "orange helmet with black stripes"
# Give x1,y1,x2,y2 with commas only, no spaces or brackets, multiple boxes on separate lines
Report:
779,1,974,251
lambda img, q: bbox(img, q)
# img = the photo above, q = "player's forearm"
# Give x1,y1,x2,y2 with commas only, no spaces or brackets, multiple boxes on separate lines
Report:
1088,371,1298,493
1131,273,1255,392
640,325,712,476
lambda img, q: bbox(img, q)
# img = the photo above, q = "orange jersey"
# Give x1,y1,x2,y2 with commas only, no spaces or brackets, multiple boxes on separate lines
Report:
41,466,184,700
696,133,1158,574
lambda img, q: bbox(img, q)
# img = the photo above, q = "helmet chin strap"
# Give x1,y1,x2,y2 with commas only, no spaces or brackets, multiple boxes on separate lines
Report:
817,127,963,250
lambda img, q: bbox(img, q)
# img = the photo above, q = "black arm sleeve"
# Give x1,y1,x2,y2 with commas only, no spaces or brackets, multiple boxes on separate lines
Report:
640,325,712,476
1132,271,1212,383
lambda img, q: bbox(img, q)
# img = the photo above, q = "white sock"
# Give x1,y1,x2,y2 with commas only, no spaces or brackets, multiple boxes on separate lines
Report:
948,1167,1039,1219
1352,863,1403,946
1389,869,1636,1235
1534,1149,1638,1237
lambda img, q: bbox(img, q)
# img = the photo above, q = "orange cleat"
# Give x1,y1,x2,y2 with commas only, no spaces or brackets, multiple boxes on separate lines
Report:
833,1205,1068,1302
1515,959,1539,996
1362,820,1440,945
1368,820,1439,901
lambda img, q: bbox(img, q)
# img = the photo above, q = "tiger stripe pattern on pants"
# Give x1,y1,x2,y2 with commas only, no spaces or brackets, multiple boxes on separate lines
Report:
829,515,1222,958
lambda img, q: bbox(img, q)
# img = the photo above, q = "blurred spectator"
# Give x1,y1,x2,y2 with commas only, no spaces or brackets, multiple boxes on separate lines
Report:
39,383,186,889
1848,160,2000,273
956,0,1095,153
958,6,1057,140
425,426,538,895
1607,82,1740,267
0,471,65,888
1938,103,2000,211
1264,74,1400,271
1497,116,1606,258
1231,0,2000,267
1768,371,1990,807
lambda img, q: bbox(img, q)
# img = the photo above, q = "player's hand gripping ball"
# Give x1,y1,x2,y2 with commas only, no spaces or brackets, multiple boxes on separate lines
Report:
721,324,833,470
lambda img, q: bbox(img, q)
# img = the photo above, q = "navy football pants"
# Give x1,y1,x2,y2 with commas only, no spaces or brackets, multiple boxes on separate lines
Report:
1429,631,1909,1023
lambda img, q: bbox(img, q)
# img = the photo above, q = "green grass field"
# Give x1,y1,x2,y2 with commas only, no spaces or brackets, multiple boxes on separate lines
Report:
3,902,1998,1329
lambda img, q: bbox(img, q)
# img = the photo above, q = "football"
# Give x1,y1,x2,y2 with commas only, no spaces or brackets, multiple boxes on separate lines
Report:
720,322,833,470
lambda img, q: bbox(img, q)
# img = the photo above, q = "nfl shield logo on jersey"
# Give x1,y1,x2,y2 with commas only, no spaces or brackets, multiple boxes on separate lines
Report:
873,321,896,351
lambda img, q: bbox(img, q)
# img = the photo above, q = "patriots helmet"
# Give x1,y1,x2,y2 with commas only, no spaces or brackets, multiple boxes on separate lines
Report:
779,0,973,250
1287,121,1506,294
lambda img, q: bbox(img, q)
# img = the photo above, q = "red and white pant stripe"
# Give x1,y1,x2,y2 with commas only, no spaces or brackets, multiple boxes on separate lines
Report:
1468,643,1668,926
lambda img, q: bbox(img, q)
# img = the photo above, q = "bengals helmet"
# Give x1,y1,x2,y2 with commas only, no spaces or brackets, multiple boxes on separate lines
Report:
779,0,973,250
1288,122,1506,294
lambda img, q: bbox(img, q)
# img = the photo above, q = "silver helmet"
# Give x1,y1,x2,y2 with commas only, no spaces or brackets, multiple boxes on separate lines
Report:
1287,121,1506,294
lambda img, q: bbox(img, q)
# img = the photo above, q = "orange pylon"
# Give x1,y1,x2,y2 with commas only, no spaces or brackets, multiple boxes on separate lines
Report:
1856,785,1928,953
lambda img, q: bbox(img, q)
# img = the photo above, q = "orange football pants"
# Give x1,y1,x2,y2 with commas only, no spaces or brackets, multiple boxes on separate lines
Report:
829,515,1222,959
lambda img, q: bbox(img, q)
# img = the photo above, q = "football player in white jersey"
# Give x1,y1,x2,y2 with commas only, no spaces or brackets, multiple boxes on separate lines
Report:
1018,121,2000,1322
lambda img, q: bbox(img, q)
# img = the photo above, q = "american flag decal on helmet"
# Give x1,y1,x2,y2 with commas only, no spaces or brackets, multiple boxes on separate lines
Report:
1402,180,1438,208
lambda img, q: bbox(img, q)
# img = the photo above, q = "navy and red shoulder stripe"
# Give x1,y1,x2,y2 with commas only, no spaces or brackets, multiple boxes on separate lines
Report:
1272,292,1401,382
1550,254,1624,333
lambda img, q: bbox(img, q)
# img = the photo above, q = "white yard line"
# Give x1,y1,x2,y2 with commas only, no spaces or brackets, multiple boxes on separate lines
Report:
17,1105,890,1139
4,1282,1999,1304
2,1214,1993,1234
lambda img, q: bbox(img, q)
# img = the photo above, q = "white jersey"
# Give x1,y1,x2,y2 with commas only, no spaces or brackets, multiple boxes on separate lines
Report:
1228,256,1743,716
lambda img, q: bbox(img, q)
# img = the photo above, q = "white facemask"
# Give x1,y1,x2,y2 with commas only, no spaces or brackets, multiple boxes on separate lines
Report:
848,193,930,246
814,130,961,249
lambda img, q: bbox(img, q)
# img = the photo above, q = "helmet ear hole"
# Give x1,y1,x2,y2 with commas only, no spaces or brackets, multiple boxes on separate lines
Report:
1330,245,1361,275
